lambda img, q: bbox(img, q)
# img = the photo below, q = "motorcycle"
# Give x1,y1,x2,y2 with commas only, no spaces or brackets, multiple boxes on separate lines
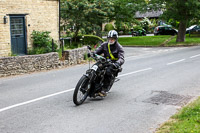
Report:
73,46,122,105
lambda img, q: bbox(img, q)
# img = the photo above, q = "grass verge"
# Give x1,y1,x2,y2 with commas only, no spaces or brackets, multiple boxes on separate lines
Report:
156,97,200,133
118,35,200,47
166,34,200,46
118,35,171,46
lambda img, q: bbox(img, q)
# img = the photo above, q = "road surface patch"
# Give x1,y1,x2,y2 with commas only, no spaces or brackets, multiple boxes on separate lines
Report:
143,91,193,106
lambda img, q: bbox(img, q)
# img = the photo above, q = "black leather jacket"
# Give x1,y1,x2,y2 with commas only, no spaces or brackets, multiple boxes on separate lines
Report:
94,41,125,66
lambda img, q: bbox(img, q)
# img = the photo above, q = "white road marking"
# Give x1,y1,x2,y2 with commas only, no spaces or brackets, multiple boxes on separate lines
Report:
167,59,185,65
0,68,153,113
0,88,74,113
125,54,150,61
125,55,138,59
118,68,153,78
190,54,200,58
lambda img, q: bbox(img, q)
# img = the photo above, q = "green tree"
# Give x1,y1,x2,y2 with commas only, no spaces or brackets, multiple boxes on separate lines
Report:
148,0,200,42
110,0,146,32
60,0,114,39
104,23,115,31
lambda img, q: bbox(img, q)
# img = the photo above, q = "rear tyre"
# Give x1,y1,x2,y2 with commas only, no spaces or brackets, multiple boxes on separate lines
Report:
73,75,90,105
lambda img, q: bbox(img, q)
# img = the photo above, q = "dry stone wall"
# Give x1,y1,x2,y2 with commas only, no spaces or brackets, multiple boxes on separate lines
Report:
0,52,59,77
62,46,88,65
0,47,88,77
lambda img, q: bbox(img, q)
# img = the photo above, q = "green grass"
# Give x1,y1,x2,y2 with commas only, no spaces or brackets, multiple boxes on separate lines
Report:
117,35,200,47
156,97,200,133
118,35,172,46
57,48,63,59
166,34,200,46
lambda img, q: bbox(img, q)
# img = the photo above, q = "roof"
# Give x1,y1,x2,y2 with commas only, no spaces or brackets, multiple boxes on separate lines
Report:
135,10,163,19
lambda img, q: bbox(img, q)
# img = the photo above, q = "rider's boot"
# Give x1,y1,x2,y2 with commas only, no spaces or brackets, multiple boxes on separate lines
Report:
98,84,109,97
98,89,107,97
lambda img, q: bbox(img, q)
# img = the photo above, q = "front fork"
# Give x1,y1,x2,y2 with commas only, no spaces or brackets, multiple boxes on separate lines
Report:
83,69,97,94
85,69,97,83
85,69,106,97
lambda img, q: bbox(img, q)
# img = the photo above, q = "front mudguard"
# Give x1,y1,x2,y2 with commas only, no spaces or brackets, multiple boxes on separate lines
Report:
83,73,90,78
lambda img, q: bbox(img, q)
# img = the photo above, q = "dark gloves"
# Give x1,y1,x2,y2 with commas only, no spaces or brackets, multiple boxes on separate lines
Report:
87,53,91,57
87,52,95,58
106,62,121,76
112,62,120,69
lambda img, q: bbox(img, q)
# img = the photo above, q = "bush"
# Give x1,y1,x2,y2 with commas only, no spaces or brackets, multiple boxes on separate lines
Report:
104,23,115,31
31,31,51,48
115,22,131,35
30,31,57,54
133,25,143,31
28,47,49,55
62,34,104,49
82,35,104,47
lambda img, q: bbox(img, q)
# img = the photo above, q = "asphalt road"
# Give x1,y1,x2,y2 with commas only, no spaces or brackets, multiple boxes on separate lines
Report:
1,46,200,133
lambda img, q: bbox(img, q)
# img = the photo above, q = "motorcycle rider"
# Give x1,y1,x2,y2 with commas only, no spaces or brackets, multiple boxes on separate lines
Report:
94,30,125,97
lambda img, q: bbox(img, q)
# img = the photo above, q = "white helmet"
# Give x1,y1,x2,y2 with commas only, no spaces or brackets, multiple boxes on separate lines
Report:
107,30,118,39
107,30,118,45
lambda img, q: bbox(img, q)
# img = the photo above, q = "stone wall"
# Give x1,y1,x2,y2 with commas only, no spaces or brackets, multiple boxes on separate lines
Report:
0,52,59,77
0,0,59,57
0,47,88,77
62,46,88,65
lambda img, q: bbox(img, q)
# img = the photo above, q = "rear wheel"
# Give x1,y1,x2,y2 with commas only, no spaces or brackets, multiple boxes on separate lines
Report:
73,75,90,105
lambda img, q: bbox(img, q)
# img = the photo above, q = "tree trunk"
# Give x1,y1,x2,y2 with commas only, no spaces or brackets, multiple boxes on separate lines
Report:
176,20,187,42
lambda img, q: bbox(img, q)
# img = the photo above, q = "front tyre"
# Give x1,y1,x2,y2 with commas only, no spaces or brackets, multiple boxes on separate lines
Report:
73,75,90,105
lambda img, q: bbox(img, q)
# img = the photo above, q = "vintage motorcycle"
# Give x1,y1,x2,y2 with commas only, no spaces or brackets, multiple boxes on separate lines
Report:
73,46,121,105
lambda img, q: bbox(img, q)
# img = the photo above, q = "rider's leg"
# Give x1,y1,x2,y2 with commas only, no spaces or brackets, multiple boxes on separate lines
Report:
98,66,113,97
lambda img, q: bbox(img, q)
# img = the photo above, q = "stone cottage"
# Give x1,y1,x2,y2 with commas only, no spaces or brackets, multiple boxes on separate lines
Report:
135,10,163,21
0,0,59,57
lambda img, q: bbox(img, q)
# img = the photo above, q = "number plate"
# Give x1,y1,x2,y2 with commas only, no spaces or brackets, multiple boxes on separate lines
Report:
91,65,98,71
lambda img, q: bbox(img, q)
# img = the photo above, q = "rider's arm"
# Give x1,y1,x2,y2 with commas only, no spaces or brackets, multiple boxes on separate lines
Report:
94,43,105,55
116,44,125,66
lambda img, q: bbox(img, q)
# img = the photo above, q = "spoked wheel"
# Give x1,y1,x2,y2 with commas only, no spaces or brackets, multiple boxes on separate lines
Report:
73,75,91,105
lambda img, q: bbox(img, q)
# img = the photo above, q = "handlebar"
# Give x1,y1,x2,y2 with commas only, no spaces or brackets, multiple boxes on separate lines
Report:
87,46,106,63
87,46,121,71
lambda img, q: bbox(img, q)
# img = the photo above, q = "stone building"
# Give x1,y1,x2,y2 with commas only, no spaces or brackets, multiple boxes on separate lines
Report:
135,10,163,21
0,0,59,57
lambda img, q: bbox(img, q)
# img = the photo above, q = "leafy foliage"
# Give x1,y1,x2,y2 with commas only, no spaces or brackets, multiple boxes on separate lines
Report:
60,0,147,38
61,0,114,38
148,0,200,42
133,25,143,31
117,22,133,35
111,0,147,32
82,35,104,47
104,23,115,31
31,31,51,48
29,31,57,54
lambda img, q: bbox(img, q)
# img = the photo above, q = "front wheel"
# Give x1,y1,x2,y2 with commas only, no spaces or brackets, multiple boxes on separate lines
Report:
73,75,90,105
